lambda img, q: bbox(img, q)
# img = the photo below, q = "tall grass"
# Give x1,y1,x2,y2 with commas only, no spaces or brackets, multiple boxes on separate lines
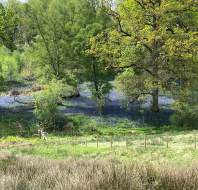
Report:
0,154,198,190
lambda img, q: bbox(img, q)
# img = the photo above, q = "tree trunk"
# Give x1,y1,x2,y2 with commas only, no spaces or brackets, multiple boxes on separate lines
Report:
151,88,160,112
92,57,99,97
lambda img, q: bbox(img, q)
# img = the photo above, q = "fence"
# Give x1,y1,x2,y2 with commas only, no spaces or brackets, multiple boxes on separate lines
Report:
1,133,197,151
62,134,198,150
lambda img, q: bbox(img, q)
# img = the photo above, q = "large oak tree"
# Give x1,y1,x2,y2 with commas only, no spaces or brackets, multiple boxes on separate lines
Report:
91,0,198,112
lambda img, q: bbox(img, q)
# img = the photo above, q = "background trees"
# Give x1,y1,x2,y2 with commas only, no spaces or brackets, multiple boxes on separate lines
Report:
0,1,19,51
0,0,197,118
0,46,22,81
24,0,77,81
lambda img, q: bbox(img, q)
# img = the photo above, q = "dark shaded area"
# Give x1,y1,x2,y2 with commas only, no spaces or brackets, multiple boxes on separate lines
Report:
62,97,174,126
0,106,35,137
0,80,33,94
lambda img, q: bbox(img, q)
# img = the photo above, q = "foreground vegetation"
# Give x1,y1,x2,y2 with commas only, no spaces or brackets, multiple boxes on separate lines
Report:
0,154,198,190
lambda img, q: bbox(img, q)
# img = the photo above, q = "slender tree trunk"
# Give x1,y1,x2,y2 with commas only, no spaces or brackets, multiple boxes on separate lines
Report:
92,57,99,97
151,88,159,112
92,57,103,115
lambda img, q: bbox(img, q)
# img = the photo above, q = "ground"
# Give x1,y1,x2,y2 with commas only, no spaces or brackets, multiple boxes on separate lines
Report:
0,113,197,166
0,82,198,189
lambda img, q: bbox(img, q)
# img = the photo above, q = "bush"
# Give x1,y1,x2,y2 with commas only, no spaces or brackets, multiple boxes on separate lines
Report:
171,110,198,128
54,114,68,131
34,80,66,130
79,119,102,135
170,103,198,128
82,124,101,135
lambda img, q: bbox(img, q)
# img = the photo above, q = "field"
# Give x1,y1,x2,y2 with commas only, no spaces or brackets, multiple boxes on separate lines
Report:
0,114,198,189
0,114,198,165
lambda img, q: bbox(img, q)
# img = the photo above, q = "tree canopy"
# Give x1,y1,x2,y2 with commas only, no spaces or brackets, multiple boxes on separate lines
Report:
90,0,198,112
0,0,197,113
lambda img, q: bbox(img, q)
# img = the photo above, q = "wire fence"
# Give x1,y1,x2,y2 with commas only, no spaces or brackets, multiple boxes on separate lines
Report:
1,133,197,150
57,134,198,150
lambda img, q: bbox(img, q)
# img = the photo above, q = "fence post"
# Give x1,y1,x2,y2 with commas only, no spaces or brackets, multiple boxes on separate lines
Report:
195,134,197,149
144,135,147,149
166,139,169,148
110,136,113,148
166,136,169,148
97,136,99,148
85,137,88,147
125,136,128,148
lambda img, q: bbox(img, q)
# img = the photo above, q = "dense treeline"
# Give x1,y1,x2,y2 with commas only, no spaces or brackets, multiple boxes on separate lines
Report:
0,0,197,122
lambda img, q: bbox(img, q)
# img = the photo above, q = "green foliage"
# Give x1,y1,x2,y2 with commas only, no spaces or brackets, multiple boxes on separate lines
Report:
0,0,197,130
91,0,198,112
171,83,198,128
81,119,101,135
170,107,198,128
25,0,95,81
0,46,22,81
0,2,19,51
34,80,66,130
73,1,113,113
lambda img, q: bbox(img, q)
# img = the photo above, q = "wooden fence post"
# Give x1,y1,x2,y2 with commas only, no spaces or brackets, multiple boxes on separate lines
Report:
166,136,169,148
144,135,147,149
195,134,197,149
97,136,99,149
85,137,88,147
125,136,128,148
110,136,113,148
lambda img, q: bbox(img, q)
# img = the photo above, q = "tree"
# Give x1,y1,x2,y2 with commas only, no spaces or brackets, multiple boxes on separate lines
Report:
24,0,79,82
91,0,198,112
73,0,114,113
0,1,22,84
0,2,19,51
0,46,22,81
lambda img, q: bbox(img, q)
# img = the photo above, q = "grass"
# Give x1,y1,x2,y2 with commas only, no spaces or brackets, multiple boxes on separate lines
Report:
0,113,198,189
0,130,198,166
0,154,198,190
0,114,198,165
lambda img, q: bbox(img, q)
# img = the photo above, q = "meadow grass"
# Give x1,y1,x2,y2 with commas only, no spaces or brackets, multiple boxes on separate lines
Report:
1,131,198,166
0,114,198,165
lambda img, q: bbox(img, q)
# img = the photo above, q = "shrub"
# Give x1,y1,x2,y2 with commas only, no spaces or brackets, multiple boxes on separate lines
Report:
54,114,68,131
170,102,198,128
171,110,198,128
82,124,101,135
80,119,102,135
34,80,66,131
